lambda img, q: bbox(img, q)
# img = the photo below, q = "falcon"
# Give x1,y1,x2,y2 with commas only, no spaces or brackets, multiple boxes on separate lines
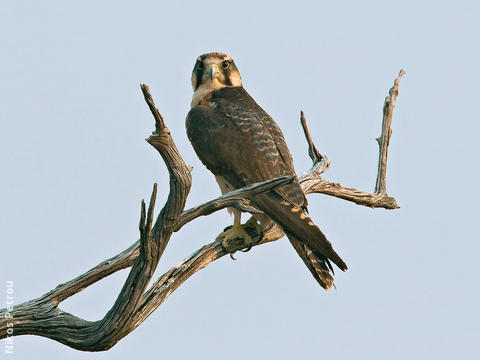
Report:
186,52,347,289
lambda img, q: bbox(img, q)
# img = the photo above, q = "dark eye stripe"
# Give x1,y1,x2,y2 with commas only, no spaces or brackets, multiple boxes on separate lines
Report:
195,66,204,90
224,67,233,86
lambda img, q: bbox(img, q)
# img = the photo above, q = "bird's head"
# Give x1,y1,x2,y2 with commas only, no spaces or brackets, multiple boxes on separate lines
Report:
191,52,242,92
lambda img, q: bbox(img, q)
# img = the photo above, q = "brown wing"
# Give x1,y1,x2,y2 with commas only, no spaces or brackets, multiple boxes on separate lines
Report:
212,87,306,207
186,86,347,284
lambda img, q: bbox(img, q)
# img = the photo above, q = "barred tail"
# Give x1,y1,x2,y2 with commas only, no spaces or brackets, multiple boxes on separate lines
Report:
288,236,336,289
252,191,348,272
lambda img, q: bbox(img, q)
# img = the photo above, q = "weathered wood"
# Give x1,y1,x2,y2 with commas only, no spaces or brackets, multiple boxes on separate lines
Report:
375,69,405,195
0,71,404,350
175,175,293,231
0,85,192,351
298,70,404,210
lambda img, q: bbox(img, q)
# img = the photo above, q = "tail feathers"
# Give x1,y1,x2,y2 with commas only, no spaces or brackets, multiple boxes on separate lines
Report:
253,191,348,272
288,236,335,289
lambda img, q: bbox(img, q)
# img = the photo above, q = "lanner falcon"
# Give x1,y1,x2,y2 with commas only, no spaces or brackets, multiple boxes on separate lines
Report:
186,52,347,289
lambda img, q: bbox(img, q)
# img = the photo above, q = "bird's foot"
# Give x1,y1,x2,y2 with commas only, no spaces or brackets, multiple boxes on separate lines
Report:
217,223,254,259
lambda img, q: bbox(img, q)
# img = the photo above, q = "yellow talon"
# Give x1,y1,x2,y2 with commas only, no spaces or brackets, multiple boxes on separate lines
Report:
217,223,254,250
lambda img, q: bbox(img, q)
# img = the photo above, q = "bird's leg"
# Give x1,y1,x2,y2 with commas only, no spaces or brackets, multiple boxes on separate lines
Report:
240,217,264,252
216,210,254,256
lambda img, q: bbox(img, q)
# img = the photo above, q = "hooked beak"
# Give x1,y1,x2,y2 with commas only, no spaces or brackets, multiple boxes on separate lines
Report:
206,64,219,80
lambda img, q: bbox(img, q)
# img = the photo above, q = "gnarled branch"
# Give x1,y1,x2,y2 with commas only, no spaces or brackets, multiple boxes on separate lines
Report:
0,71,404,351
0,85,192,351
300,70,404,209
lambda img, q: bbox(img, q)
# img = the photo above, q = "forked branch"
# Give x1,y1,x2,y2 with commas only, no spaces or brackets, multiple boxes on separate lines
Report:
300,70,405,209
0,71,404,350
0,85,192,351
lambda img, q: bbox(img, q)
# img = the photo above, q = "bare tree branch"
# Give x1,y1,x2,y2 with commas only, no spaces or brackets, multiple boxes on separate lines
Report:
301,110,323,163
375,69,405,195
0,84,192,351
298,70,405,209
175,175,293,231
0,71,404,350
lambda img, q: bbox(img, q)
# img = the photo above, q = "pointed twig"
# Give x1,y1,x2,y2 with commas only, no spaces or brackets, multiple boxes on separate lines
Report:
139,183,158,257
145,183,157,239
139,200,146,246
375,69,405,195
300,110,323,163
141,84,165,132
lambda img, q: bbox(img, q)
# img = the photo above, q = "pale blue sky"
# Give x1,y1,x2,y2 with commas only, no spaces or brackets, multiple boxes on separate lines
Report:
1,1,479,359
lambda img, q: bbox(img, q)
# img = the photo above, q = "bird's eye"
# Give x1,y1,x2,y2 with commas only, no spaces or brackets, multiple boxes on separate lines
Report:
197,61,204,70
221,60,229,69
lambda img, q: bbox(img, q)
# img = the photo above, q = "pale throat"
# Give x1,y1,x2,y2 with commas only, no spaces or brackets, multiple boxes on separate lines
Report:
191,79,226,107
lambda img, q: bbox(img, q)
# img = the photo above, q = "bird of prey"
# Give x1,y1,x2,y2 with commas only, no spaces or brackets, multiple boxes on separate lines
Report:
186,52,347,289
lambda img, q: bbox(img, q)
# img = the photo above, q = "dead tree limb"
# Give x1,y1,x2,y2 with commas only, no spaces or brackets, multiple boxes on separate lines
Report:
300,70,405,209
0,71,404,350
0,85,192,351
